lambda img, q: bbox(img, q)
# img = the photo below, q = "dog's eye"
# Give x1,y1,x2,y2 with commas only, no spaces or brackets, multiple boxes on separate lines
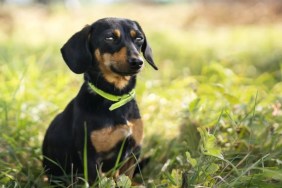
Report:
135,37,144,43
105,36,116,42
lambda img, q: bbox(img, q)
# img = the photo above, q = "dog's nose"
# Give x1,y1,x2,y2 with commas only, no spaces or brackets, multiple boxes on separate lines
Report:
129,58,143,70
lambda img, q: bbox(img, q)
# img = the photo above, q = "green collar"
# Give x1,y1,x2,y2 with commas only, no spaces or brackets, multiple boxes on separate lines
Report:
88,82,135,111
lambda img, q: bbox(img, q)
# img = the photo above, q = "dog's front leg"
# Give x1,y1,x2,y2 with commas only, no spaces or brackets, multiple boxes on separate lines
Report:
87,152,99,185
119,145,141,179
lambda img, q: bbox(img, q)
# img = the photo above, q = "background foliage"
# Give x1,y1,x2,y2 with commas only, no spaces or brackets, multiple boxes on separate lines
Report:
0,1,282,187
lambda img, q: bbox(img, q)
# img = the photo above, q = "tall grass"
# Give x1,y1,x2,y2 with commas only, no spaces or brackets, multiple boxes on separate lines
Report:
1,4,282,187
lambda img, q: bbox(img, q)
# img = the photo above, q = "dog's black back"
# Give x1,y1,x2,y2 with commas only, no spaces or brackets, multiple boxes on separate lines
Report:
42,18,157,185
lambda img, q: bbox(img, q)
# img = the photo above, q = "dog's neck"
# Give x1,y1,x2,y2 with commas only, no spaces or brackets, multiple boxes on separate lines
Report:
84,71,137,96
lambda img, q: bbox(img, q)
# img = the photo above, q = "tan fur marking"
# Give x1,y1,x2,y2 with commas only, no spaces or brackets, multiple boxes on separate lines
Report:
94,48,130,89
90,119,143,153
91,125,131,153
94,49,103,63
113,29,121,38
130,30,137,38
128,119,144,145
111,47,127,64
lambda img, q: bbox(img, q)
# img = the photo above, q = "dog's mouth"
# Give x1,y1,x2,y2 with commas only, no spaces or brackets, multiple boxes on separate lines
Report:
110,65,141,76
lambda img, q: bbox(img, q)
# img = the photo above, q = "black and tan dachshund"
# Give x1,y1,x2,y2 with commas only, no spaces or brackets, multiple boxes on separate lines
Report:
42,18,158,185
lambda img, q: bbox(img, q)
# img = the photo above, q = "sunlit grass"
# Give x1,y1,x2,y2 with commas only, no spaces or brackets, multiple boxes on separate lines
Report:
0,4,282,187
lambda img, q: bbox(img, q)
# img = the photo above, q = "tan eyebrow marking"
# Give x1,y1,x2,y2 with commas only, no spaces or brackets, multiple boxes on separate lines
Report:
130,30,136,38
113,29,121,38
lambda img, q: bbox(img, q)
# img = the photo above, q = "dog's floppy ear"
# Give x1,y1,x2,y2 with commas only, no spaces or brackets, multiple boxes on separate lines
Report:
61,25,92,74
134,21,158,70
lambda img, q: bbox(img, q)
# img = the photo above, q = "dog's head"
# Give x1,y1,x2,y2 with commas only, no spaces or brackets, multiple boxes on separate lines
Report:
61,18,157,79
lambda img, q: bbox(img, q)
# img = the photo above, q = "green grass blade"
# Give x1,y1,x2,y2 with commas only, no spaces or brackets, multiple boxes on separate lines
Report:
84,122,89,186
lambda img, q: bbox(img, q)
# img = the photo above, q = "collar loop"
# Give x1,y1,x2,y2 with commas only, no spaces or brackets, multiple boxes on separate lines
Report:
88,82,135,111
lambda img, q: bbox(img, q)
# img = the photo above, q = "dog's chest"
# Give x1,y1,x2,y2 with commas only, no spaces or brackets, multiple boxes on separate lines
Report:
90,119,143,153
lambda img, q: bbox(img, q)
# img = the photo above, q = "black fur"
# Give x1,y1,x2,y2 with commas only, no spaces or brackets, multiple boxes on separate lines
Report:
42,18,157,185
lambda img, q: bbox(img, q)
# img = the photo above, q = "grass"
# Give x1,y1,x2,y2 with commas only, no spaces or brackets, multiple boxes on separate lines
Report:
1,3,282,188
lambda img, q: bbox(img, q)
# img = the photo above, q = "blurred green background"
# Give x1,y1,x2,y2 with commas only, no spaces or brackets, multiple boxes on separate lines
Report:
1,0,282,187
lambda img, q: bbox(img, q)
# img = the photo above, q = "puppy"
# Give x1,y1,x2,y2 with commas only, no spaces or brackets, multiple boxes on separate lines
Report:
42,17,157,185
